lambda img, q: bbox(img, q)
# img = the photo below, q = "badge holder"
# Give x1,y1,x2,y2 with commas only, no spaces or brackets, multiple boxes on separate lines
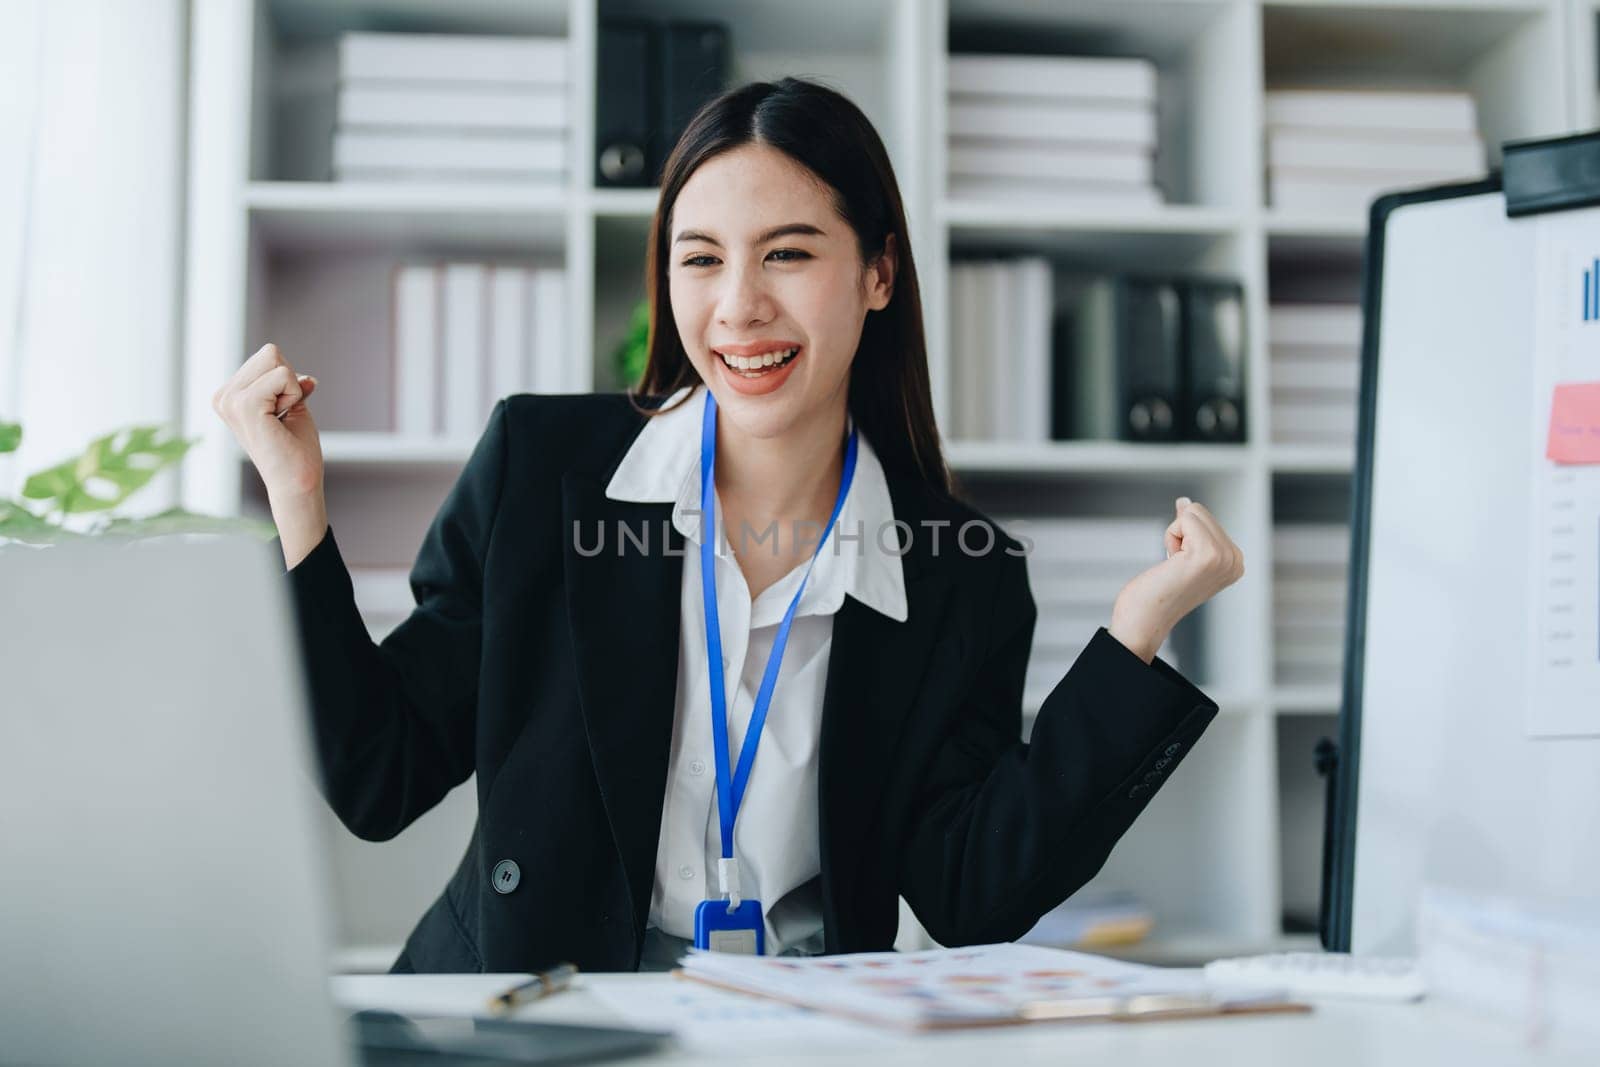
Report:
694,858,764,955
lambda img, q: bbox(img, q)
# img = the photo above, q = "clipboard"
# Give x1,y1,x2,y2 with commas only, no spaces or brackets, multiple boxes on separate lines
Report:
670,943,1311,1031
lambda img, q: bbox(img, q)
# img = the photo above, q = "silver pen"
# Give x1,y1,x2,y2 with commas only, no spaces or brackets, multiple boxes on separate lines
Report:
485,962,579,1015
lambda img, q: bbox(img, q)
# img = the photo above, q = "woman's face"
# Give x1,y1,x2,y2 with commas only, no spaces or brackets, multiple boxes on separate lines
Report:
667,143,894,441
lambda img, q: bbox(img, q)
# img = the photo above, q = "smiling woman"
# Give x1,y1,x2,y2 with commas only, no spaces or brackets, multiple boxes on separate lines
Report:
638,80,939,500
215,75,1244,976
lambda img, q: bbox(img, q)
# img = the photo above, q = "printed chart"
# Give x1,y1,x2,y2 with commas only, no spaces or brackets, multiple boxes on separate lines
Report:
1528,217,1600,737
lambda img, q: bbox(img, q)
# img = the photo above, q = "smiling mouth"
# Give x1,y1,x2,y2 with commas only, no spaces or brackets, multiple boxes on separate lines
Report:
715,346,801,378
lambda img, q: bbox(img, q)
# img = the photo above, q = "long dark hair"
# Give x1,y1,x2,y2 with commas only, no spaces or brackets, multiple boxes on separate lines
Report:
632,77,950,496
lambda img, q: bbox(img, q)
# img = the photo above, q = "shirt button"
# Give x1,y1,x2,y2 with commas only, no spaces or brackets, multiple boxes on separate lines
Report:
689,759,706,776
678,865,695,881
491,859,521,895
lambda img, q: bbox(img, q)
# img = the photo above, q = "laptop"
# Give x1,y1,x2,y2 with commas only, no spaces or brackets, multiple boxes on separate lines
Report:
0,537,666,1065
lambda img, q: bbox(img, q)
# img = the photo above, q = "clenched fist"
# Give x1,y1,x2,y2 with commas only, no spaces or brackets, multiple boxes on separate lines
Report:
211,343,328,568
1108,497,1245,664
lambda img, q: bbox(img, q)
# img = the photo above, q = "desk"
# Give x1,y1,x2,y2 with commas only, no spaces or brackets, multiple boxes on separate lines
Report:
334,973,1595,1065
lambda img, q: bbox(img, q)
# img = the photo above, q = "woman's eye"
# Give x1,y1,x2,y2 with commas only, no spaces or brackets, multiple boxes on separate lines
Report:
679,249,809,268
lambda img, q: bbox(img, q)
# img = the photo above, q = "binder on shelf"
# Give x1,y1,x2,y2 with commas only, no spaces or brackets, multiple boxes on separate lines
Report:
1014,258,1054,444
530,269,569,392
595,20,656,187
596,18,728,188
392,264,438,436
949,263,986,439
488,266,530,412
983,262,1016,440
1182,280,1246,443
442,264,487,438
659,22,729,176
1065,277,1182,442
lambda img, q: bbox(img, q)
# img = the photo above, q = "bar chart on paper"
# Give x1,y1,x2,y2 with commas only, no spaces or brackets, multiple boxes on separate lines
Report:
1529,224,1600,737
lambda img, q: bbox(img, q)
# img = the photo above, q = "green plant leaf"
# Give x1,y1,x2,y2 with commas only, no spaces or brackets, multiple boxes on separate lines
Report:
0,497,75,544
614,300,651,388
0,420,19,454
22,425,196,514
96,507,277,541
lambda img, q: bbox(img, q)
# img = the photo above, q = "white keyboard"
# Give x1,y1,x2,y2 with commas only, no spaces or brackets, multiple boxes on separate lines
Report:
1203,952,1426,1002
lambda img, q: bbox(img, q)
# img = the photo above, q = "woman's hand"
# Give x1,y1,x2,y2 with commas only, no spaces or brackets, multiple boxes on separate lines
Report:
1107,497,1245,664
211,343,328,569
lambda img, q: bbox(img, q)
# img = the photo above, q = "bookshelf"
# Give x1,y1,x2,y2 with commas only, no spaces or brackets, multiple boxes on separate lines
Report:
183,0,1582,969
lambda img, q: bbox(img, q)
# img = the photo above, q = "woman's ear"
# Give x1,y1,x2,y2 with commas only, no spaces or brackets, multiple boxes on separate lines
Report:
865,232,897,312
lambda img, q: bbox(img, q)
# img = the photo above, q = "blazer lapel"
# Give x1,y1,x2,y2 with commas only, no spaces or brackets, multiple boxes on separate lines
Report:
817,492,954,949
562,472,683,943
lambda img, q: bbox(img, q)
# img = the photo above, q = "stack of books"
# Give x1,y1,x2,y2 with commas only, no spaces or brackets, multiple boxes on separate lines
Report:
947,53,1162,206
1273,524,1349,687
279,32,570,183
391,262,570,439
949,258,1055,442
1265,89,1485,217
1268,303,1362,448
1001,516,1182,711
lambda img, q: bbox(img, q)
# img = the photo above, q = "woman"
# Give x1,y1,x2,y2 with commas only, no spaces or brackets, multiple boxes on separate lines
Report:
212,78,1243,973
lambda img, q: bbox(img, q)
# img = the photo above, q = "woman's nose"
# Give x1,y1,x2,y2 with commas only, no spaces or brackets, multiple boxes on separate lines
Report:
715,261,774,328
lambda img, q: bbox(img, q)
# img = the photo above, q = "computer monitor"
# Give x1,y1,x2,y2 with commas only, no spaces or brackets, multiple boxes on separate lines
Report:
0,537,351,1065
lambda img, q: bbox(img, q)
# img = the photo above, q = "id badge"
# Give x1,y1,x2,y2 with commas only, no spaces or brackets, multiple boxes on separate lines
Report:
693,898,765,955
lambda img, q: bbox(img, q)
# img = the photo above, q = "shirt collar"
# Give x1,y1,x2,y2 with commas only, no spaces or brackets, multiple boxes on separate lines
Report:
605,385,909,623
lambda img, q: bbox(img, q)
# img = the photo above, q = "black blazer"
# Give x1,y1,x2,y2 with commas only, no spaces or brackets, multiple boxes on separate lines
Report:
285,392,1219,973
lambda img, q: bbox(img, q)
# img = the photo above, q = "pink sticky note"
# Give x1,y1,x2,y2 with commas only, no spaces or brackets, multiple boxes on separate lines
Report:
1546,383,1600,464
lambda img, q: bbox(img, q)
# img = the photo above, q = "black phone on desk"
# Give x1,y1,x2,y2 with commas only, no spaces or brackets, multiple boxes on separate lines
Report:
350,1009,671,1065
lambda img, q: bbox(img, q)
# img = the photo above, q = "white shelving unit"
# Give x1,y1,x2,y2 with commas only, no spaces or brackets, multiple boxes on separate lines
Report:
183,0,1583,969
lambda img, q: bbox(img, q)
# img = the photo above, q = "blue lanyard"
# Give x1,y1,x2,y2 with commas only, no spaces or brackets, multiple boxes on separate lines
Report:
698,389,858,864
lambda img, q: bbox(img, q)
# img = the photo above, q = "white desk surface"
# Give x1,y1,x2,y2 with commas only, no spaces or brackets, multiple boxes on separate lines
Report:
333,972,1596,1066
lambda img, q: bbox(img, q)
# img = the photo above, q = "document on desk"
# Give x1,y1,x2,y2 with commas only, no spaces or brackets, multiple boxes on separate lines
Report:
676,943,1302,1030
1529,214,1600,738
580,974,897,1052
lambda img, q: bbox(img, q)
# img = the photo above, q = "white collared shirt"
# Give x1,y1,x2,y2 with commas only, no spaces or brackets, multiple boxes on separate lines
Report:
605,385,908,954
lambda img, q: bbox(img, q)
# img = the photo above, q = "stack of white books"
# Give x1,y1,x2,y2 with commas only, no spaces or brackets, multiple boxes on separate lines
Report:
280,32,570,183
391,262,570,439
948,257,1054,442
1273,524,1349,687
1001,517,1181,711
1265,89,1485,217
1268,303,1362,448
947,54,1162,206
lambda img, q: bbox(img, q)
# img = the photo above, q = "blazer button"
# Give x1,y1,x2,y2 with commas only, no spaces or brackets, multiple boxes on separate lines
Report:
491,859,521,895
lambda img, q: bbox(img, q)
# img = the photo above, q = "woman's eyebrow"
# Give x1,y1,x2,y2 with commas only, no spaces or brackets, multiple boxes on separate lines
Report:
672,222,827,247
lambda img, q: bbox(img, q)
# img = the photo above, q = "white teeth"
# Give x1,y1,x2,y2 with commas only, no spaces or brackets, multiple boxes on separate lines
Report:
718,347,798,373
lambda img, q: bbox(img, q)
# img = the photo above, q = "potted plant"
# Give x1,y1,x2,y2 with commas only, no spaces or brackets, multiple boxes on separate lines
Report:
0,419,271,545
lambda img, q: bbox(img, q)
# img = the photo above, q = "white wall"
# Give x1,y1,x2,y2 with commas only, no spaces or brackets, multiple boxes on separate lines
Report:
0,0,187,510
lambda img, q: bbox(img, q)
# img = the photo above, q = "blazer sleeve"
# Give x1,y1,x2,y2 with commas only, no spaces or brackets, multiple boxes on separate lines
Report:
898,549,1218,946
284,400,509,842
